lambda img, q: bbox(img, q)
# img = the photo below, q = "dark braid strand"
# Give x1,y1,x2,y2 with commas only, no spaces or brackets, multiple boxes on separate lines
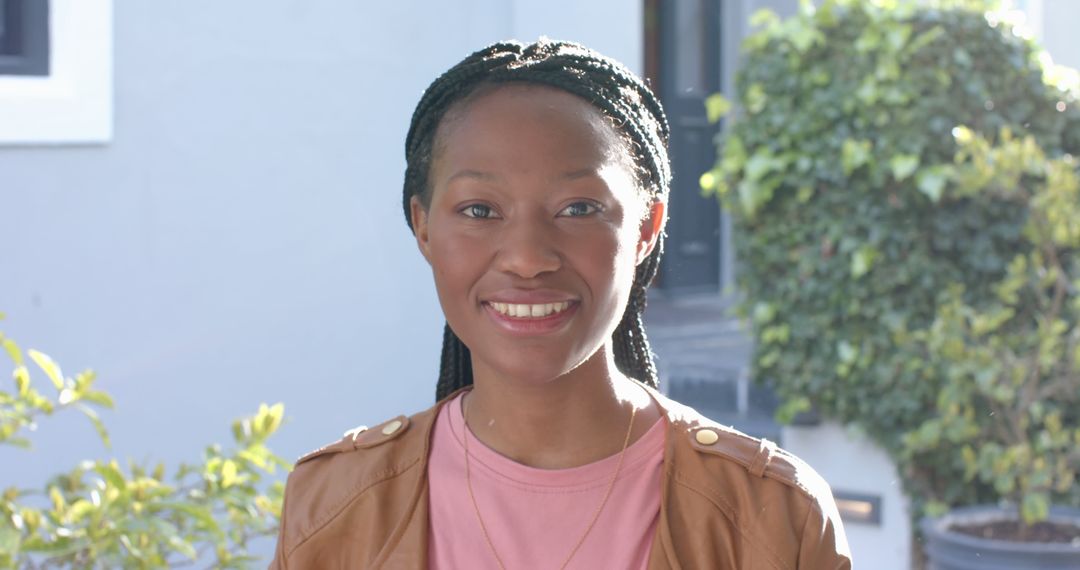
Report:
436,323,473,401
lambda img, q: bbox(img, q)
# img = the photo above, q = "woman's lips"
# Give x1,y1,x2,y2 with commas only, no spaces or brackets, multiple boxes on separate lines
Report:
482,301,579,335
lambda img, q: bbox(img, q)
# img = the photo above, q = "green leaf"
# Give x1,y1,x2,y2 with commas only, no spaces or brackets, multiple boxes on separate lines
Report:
889,154,920,181
699,169,720,193
221,459,238,488
96,460,127,490
27,350,64,391
78,404,111,448
0,525,19,559
81,390,115,409
916,167,950,202
263,403,284,435
774,397,811,424
787,20,821,53
158,502,222,536
21,535,80,556
796,186,814,203
906,25,945,54
851,245,880,278
837,340,858,364
753,302,777,324
1,338,22,366
13,365,29,397
745,83,768,114
749,8,780,31
744,151,785,182
66,499,95,522
705,93,732,124
924,501,949,518
841,139,872,175
1021,492,1050,525
167,534,198,560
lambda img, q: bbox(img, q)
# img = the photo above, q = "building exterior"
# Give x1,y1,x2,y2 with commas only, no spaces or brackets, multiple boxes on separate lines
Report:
1,0,1076,566
0,0,643,489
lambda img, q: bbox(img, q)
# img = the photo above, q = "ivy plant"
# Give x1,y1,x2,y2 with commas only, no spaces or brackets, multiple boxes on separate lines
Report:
702,0,1080,520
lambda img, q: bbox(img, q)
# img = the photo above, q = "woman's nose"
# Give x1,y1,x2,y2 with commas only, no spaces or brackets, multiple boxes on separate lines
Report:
494,218,561,279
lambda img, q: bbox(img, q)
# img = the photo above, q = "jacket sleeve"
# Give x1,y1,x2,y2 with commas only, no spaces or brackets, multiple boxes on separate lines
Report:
797,491,852,570
268,482,289,570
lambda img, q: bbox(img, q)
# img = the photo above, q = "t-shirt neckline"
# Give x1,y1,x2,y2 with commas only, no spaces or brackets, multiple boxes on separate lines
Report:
445,391,666,491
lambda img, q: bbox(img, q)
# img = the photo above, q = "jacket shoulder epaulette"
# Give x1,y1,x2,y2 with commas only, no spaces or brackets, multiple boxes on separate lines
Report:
279,411,431,562
658,391,833,501
294,414,411,465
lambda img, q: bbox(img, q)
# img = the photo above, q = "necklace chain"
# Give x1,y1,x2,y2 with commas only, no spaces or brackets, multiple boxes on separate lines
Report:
462,393,639,570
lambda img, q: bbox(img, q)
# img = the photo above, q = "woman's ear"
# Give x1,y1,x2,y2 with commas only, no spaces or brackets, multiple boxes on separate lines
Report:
636,200,667,265
410,196,432,263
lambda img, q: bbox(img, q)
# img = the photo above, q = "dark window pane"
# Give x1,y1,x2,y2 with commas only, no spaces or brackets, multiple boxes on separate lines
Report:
0,0,49,76
1,0,14,54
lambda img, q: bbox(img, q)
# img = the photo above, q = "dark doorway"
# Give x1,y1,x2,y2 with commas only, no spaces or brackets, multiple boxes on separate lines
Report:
645,0,723,293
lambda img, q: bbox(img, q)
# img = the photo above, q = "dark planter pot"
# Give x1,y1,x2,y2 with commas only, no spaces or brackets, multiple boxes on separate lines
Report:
922,505,1080,570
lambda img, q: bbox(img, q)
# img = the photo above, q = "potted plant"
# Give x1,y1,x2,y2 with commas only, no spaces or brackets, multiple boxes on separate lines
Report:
903,128,1080,567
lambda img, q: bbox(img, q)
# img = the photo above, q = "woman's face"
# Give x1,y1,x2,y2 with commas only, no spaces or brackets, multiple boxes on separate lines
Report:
411,84,664,385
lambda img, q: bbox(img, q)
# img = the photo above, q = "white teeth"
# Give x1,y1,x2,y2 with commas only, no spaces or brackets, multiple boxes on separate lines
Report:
490,301,571,318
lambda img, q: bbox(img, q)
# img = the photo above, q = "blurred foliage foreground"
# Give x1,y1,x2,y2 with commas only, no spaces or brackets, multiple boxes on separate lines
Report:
703,0,1080,528
0,316,287,568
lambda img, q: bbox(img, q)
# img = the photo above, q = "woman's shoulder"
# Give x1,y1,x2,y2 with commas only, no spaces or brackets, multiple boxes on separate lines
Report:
287,402,439,481
655,391,838,509
656,392,851,567
275,404,439,558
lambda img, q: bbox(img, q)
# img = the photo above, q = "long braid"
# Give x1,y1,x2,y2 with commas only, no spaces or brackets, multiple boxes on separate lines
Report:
404,39,671,402
436,323,473,401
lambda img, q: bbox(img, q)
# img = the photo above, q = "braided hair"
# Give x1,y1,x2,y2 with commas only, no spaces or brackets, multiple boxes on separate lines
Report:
401,39,672,402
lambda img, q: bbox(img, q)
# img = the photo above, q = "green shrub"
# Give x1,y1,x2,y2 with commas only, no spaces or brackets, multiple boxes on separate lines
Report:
0,315,287,568
899,128,1080,524
702,0,1080,516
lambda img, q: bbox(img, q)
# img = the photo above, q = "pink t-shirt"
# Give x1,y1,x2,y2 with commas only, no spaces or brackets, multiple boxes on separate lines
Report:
427,392,665,570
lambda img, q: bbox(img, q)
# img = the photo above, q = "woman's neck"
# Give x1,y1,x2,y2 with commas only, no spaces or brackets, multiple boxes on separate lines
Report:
462,350,660,469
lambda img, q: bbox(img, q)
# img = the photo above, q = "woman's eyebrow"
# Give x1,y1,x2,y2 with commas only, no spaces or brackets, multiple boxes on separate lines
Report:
447,168,601,183
447,169,500,184
561,168,600,180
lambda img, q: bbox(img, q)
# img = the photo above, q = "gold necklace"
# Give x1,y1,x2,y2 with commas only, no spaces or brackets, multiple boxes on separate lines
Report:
462,393,638,570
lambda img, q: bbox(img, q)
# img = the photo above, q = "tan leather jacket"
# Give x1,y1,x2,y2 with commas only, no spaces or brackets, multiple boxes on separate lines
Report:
270,387,852,569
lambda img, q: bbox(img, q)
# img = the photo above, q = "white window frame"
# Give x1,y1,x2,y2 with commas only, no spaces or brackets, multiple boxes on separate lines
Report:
0,0,113,146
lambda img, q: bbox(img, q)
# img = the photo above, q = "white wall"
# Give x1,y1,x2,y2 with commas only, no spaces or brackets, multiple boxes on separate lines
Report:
0,0,641,506
1040,1,1080,71
783,423,912,570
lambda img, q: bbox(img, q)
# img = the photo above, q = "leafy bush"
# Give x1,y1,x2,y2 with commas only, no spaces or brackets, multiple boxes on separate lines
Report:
702,0,1080,517
899,128,1080,525
0,315,287,568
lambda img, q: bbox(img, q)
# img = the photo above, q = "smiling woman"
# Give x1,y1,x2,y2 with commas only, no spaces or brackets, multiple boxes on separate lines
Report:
270,39,852,570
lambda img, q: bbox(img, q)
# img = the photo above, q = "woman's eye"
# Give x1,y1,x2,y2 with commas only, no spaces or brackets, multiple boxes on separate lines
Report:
461,204,498,219
559,201,602,217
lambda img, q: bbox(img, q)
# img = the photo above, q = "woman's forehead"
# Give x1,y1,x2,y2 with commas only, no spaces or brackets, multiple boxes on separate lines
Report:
432,83,631,170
